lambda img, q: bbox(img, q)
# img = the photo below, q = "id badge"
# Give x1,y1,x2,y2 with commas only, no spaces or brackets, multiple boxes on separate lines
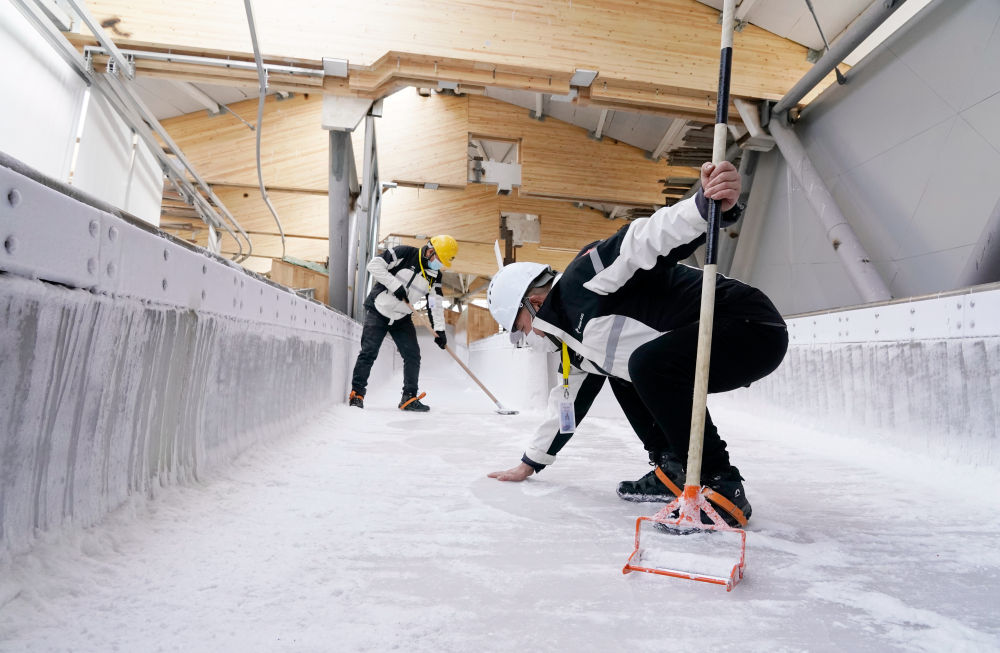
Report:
558,399,575,434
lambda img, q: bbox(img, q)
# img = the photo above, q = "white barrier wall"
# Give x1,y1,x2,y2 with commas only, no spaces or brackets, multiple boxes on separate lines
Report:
0,154,359,555
722,284,1000,468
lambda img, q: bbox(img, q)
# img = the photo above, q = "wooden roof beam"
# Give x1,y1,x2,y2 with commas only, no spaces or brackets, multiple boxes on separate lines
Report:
81,0,835,114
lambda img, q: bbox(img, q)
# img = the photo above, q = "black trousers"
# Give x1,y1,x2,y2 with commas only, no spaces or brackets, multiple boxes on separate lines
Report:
351,309,421,397
621,317,788,476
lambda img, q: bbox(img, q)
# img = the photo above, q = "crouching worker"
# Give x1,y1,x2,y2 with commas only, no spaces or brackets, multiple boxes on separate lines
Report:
485,161,787,527
348,235,458,412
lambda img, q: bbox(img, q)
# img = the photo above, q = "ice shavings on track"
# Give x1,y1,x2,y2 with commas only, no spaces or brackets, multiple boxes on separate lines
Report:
2,356,999,652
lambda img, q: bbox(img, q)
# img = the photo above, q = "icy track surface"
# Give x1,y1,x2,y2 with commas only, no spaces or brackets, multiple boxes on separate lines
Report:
2,354,1000,652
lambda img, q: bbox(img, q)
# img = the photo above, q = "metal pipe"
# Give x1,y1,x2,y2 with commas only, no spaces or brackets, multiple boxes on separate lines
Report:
82,45,324,79
773,0,909,115
768,114,892,302
66,86,91,186
10,0,90,83
96,74,242,258
102,73,254,261
62,0,134,78
592,109,609,139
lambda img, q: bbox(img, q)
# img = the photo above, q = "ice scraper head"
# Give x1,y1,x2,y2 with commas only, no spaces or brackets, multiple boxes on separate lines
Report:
623,485,746,591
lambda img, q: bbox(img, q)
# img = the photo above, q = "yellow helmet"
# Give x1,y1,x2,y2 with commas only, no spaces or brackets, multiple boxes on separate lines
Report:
429,235,458,268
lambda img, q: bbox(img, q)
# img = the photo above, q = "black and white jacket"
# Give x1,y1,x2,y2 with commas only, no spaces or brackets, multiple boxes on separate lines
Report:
522,192,784,471
364,245,446,331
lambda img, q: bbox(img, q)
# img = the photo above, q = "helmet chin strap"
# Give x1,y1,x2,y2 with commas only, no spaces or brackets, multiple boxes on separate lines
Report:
520,295,537,318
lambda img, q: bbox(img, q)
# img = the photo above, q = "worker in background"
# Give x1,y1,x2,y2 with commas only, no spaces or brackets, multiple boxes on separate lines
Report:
348,235,458,412
484,162,787,527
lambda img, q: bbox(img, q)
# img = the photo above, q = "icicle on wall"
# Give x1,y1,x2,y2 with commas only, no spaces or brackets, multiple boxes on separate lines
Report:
0,275,356,555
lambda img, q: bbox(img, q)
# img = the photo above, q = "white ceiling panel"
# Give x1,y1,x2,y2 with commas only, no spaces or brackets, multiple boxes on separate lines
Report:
131,77,256,121
605,111,675,151
696,0,872,52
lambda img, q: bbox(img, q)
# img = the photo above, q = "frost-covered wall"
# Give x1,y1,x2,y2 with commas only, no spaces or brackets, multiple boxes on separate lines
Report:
0,155,359,555
738,0,1000,314
723,285,1000,469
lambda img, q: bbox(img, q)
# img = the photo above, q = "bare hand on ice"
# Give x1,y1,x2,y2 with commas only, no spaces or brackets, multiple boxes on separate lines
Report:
488,462,534,482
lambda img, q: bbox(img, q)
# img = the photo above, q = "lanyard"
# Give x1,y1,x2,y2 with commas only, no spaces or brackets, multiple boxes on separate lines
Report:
417,247,431,285
558,342,575,433
561,342,571,398
522,296,572,399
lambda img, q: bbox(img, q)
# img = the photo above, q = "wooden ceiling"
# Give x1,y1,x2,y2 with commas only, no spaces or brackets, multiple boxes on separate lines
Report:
82,0,836,114
75,0,839,294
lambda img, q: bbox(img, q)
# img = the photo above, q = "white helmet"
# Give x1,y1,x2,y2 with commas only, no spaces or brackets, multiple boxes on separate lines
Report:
487,262,555,331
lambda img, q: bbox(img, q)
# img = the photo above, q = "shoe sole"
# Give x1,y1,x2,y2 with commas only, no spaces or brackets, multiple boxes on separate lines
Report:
617,493,674,503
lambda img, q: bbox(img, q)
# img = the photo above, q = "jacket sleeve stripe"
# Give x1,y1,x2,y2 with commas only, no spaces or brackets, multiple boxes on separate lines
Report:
583,196,705,296
602,315,627,372
588,247,605,273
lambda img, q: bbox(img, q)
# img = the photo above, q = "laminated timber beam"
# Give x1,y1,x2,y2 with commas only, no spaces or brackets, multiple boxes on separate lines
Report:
77,0,837,117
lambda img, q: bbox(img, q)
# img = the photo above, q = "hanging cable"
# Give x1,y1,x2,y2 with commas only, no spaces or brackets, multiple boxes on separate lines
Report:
243,0,287,260
804,0,847,85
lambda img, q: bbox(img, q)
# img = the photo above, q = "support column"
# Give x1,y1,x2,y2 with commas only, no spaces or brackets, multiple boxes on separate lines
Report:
768,115,891,303
328,130,352,313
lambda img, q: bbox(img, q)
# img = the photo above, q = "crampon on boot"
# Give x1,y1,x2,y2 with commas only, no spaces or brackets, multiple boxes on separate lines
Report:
348,390,364,408
619,456,751,529
703,466,752,528
399,392,430,412
617,453,685,503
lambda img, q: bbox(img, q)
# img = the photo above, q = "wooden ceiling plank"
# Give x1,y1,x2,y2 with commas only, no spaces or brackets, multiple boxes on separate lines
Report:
81,0,833,114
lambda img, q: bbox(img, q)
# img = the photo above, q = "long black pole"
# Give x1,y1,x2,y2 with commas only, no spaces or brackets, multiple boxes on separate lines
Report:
683,0,736,492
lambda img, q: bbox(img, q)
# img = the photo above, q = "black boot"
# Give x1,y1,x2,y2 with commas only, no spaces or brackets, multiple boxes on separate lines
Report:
704,466,752,527
348,390,364,408
616,451,685,502
399,392,430,412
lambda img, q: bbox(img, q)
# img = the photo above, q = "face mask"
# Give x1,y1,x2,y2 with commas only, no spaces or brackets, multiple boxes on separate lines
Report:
427,258,443,270
524,330,559,353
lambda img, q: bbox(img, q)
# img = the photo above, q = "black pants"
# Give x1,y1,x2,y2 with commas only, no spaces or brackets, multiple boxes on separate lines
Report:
622,317,788,476
351,309,421,397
